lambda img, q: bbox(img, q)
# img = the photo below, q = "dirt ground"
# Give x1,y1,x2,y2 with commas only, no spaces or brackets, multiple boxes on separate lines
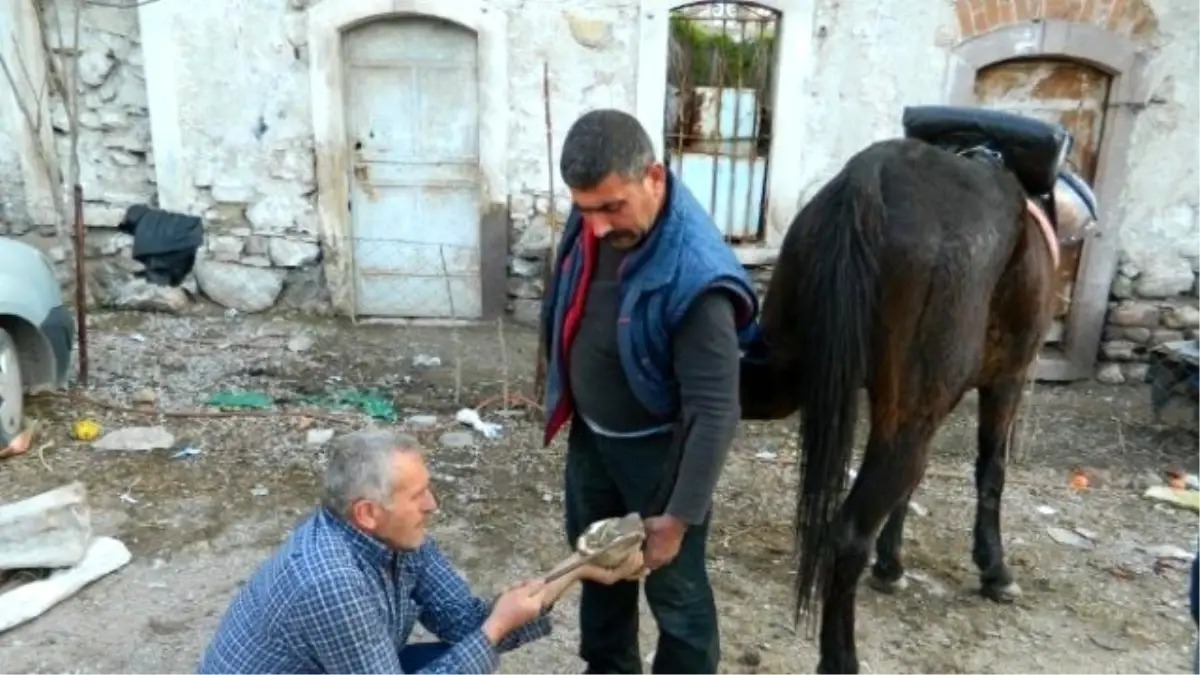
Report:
1,309,1197,674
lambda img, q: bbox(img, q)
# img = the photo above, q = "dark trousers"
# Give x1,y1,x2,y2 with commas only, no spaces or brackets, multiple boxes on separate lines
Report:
564,420,720,674
398,642,450,672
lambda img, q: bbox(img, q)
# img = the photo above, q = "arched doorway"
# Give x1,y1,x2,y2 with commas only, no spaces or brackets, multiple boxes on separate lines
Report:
974,57,1112,349
344,16,483,318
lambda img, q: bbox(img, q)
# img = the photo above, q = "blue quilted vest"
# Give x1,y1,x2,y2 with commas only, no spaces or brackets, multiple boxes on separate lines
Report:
540,172,760,445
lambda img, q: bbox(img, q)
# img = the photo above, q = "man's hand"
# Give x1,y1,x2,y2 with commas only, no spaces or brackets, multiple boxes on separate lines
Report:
482,579,546,645
578,549,647,585
642,515,687,571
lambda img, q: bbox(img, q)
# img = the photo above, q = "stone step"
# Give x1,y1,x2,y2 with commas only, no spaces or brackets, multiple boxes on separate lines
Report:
0,482,92,571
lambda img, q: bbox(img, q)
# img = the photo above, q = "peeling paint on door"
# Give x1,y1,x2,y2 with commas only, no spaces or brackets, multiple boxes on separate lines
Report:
344,16,483,319
974,58,1111,345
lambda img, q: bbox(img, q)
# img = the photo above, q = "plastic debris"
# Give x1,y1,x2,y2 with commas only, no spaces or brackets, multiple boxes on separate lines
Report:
300,389,397,422
1142,485,1200,512
71,419,101,442
93,426,175,452
0,428,34,460
454,408,502,439
412,354,442,367
1046,526,1095,550
170,446,202,459
207,391,273,410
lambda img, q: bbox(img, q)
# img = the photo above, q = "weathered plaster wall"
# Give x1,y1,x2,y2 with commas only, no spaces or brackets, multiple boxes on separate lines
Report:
736,0,1198,382
43,0,155,229
0,0,1194,381
1094,0,1200,381
130,0,639,315
949,0,1199,381
0,0,163,309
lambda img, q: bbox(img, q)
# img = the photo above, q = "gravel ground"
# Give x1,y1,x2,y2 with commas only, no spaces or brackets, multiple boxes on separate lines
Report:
0,309,1197,674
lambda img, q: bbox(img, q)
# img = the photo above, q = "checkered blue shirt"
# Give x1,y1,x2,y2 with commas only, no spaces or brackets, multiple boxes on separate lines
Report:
197,507,552,674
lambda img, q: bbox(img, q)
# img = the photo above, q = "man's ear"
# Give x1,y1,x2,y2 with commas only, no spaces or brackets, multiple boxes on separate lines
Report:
646,162,666,184
349,500,379,531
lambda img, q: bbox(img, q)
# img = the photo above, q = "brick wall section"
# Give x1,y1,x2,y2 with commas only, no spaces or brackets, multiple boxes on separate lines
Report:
955,0,1158,40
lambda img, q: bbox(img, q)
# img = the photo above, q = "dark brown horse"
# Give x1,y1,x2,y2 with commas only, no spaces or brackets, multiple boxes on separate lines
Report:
739,110,1098,674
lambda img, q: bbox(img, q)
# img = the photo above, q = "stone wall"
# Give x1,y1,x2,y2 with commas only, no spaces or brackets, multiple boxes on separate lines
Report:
0,1,153,236
0,0,1196,383
49,1,155,230
1096,263,1200,384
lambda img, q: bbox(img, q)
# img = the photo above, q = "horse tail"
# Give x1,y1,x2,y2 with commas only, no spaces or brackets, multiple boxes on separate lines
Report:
788,153,884,629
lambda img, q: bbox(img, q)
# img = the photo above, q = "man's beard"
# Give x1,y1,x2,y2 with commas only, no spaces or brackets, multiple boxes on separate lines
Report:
605,230,643,250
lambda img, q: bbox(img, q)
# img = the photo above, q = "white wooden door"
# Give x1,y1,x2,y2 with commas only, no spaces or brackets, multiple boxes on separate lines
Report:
345,17,482,318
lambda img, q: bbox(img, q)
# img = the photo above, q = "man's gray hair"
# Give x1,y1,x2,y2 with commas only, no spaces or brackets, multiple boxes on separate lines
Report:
560,108,657,191
321,429,421,517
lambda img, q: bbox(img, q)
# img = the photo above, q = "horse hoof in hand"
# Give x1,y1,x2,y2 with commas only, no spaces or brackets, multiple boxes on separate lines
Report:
981,580,1022,604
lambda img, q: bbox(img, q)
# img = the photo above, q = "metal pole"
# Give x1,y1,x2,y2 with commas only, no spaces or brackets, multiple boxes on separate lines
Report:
72,184,88,388
532,61,556,406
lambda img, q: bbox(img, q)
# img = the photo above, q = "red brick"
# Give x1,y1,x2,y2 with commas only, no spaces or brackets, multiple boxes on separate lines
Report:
956,1,977,36
985,0,1002,27
999,0,1017,24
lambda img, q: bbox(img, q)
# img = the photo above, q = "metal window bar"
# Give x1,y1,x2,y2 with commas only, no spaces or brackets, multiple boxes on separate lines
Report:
664,2,780,244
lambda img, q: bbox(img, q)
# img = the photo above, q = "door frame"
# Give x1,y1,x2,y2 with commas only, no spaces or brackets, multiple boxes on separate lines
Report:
945,19,1152,381
307,0,509,321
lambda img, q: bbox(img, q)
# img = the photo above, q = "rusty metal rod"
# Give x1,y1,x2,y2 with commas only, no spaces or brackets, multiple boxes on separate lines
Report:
532,60,556,406
72,183,88,389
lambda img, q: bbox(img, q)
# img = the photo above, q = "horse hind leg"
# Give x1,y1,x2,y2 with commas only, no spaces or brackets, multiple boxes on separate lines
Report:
867,389,970,595
817,423,938,674
973,380,1024,603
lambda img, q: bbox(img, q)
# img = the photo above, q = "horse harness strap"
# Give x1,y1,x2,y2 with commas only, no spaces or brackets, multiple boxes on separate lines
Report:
1024,198,1061,271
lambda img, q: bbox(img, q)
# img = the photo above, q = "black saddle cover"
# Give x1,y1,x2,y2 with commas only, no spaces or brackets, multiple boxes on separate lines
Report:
902,105,1073,195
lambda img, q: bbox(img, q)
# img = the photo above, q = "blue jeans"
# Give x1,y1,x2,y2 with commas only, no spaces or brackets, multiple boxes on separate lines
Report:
399,642,451,673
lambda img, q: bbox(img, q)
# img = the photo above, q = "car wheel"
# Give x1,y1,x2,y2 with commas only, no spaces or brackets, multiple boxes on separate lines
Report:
0,328,23,448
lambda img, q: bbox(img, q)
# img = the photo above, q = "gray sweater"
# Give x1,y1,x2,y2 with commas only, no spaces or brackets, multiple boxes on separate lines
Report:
568,239,741,525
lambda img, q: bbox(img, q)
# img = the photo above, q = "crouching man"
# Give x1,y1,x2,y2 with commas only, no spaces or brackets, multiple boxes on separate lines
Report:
197,430,642,674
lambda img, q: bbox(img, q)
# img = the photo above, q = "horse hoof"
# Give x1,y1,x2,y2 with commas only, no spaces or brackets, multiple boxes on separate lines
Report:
866,573,909,594
816,658,859,675
981,581,1022,603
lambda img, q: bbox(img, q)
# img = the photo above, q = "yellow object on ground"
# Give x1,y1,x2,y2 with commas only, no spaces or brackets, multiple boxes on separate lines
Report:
72,419,101,441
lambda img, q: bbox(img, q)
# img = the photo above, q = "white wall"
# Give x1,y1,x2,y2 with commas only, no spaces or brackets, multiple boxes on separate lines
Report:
0,0,1194,319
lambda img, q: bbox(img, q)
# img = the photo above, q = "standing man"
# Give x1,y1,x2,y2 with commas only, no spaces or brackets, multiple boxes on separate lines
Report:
540,108,760,674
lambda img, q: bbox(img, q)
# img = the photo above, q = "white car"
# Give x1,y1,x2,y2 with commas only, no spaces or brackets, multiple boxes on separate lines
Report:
0,237,75,447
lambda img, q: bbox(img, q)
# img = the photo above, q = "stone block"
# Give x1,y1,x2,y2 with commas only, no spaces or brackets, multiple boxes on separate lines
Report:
1095,362,1124,384
194,257,285,312
268,238,320,267
1107,300,1161,328
0,482,92,571
1161,302,1200,330
1100,340,1138,361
